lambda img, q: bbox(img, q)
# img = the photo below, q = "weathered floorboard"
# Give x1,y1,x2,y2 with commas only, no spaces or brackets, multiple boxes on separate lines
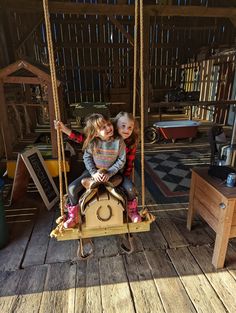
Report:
85,258,102,313
0,221,34,271
0,270,23,313
124,252,165,313
39,262,76,313
100,255,135,313
74,261,87,313
156,218,189,248
46,237,78,263
145,250,197,313
190,245,236,313
22,208,55,267
93,236,119,258
9,266,48,313
160,209,214,246
167,247,227,313
137,221,168,250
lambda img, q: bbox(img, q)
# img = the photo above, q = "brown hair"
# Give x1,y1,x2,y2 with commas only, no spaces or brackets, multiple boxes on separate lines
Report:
82,113,110,150
113,111,139,146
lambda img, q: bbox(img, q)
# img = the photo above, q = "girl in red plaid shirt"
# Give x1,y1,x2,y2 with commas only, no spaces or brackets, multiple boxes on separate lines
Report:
114,112,141,223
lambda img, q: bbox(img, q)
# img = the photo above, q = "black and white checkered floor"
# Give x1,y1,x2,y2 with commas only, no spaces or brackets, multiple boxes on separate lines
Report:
143,147,211,200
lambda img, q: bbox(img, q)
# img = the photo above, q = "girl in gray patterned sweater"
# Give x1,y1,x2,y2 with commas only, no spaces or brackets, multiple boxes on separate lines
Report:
63,113,126,228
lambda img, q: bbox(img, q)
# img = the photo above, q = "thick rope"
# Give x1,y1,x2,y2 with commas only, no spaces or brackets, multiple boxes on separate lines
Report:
139,0,146,209
42,0,68,216
131,0,139,184
132,0,138,117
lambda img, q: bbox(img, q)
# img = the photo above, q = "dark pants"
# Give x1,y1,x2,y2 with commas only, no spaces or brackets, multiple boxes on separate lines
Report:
68,170,90,205
121,176,137,201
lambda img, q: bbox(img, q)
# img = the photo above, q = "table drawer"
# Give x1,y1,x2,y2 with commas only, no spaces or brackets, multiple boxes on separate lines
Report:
197,176,226,208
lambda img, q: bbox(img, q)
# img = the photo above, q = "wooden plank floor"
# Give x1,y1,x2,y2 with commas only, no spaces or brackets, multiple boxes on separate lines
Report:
1,128,236,313
2,204,236,313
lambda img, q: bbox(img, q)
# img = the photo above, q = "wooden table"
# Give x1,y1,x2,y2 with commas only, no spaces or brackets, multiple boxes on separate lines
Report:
187,167,236,269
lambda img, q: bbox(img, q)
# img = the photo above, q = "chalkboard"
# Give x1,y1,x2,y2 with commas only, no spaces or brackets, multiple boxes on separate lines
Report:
20,147,59,209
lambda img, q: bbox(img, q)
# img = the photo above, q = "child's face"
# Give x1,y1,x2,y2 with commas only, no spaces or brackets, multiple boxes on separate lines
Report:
96,121,114,140
117,115,134,140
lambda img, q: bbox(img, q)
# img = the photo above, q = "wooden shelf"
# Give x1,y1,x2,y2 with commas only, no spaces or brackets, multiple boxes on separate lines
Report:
150,100,236,120
151,100,236,108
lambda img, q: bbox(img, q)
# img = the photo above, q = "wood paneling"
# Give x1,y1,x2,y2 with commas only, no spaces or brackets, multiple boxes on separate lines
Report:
1,1,235,117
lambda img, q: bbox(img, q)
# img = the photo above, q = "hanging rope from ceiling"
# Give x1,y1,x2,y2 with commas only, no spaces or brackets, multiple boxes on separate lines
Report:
42,0,68,220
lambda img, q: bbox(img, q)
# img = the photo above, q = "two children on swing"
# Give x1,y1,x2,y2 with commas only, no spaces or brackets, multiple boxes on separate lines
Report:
54,111,141,228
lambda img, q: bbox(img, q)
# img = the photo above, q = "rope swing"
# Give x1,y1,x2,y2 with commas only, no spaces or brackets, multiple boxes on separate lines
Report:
44,0,154,243
43,0,146,215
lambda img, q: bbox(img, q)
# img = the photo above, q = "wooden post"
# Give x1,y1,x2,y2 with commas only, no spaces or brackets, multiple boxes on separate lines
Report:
0,80,13,159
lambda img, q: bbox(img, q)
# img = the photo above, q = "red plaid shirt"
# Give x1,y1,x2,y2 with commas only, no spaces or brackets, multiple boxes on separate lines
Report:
69,130,84,143
123,137,137,177
69,130,137,177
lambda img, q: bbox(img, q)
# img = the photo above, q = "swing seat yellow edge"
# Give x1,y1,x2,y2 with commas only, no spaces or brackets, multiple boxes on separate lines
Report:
51,213,156,241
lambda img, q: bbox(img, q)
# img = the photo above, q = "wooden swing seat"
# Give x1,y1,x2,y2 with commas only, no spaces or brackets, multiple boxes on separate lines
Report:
50,186,156,241
52,212,154,241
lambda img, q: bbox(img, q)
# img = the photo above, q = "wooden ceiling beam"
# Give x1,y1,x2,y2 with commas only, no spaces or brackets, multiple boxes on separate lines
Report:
5,1,236,19
108,15,134,46
145,5,236,18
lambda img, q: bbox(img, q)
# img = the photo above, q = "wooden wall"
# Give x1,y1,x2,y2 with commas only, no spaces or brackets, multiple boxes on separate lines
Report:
1,0,236,117
180,52,236,123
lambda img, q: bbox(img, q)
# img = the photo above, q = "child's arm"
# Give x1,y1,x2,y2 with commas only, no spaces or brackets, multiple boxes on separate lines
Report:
106,140,126,178
123,144,137,177
54,120,71,136
54,120,84,143
83,149,97,176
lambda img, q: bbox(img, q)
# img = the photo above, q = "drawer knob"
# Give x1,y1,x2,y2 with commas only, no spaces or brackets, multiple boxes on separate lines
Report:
219,203,226,209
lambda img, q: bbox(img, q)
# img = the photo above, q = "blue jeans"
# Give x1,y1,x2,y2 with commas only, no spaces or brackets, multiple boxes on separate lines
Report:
68,170,90,205
121,176,137,201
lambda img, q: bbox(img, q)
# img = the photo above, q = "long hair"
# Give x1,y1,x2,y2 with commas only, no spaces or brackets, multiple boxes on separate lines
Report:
113,111,139,146
82,113,109,150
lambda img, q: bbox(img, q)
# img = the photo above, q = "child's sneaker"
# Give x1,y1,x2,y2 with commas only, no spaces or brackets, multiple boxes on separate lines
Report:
127,199,142,223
